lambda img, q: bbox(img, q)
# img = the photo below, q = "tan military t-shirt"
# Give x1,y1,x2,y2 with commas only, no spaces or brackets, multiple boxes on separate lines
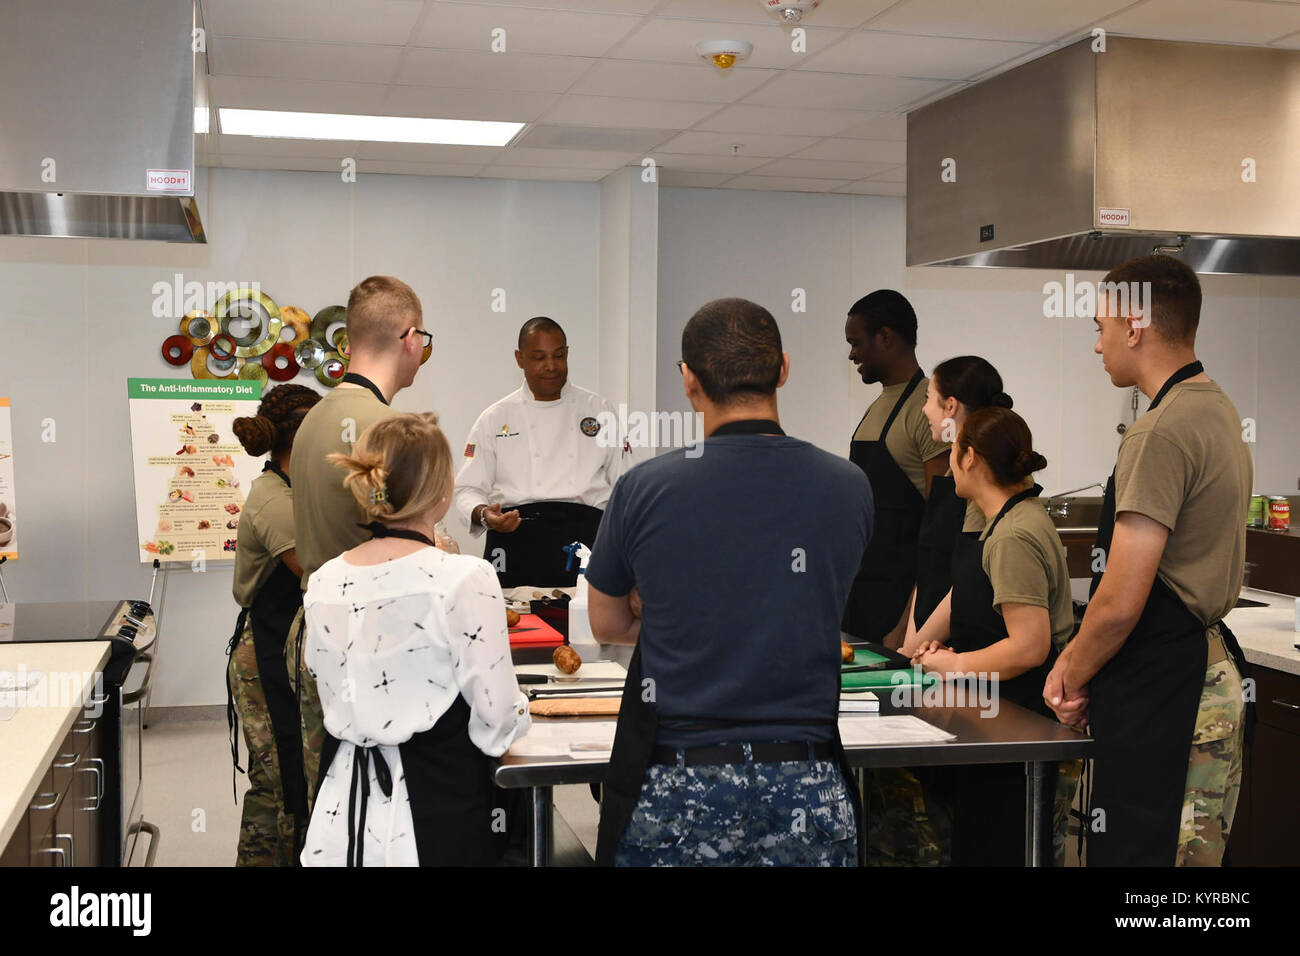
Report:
1114,381,1252,625
980,498,1075,652
853,375,950,497
290,384,397,589
232,470,295,608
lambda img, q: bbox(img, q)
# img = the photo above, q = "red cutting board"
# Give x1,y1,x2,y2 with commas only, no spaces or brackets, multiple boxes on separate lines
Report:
508,613,564,647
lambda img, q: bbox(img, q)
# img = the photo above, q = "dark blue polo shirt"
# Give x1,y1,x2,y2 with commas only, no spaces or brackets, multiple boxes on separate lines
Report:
585,432,873,747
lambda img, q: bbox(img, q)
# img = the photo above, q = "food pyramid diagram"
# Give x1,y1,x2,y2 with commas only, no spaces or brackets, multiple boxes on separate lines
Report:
143,402,248,561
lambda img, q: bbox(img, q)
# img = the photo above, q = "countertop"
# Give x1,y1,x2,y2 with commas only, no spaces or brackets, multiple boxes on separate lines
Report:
0,641,110,849
1225,588,1300,676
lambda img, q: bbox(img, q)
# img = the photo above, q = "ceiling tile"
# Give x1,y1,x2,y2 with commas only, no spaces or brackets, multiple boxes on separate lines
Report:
381,86,558,121
1096,0,1300,44
649,153,770,174
748,157,896,179
489,147,640,169
834,180,907,196
865,0,1138,43
356,161,485,177
477,166,609,181
204,0,425,45
694,103,885,136
448,0,660,12
397,49,593,91
351,142,502,162
607,18,847,69
743,71,951,110
415,3,643,56
216,154,349,173
864,164,907,182
513,125,676,151
217,134,361,158
208,36,403,84
209,74,389,114
656,130,820,157
571,61,778,103
836,114,908,139
659,170,731,187
721,174,853,192
656,0,899,29
790,137,906,163
1272,30,1300,49
797,31,1038,79
543,95,720,129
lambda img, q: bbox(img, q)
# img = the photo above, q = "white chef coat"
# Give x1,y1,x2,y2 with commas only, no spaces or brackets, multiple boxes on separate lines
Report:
454,380,625,537
300,548,530,867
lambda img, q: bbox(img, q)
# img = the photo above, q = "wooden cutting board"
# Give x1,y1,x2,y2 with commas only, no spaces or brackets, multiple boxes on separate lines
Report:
529,697,623,717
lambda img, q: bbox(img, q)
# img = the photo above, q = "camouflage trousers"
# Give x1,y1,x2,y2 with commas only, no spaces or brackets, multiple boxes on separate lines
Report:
228,617,294,866
1176,655,1244,866
866,762,1083,867
616,747,857,867
284,607,325,815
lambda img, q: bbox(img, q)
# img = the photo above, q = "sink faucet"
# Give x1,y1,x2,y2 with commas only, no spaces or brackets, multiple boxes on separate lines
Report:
1045,482,1105,520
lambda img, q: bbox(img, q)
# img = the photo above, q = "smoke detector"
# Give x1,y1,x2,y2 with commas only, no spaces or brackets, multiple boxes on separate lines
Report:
696,39,753,70
761,0,820,24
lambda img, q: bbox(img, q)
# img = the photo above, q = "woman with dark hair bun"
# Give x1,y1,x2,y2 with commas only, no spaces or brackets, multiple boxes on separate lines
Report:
908,406,1075,866
226,383,320,865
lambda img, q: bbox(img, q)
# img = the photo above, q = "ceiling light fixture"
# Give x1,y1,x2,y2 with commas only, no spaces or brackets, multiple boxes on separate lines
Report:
217,109,524,146
696,40,754,70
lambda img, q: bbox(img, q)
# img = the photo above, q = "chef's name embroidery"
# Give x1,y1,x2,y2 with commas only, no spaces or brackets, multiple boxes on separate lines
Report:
495,424,520,439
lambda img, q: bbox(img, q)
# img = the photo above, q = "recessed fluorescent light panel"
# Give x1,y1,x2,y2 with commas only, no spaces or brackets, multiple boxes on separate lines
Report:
217,109,524,146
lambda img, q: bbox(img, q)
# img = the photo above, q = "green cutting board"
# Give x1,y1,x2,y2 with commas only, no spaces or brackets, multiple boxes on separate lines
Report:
841,650,937,690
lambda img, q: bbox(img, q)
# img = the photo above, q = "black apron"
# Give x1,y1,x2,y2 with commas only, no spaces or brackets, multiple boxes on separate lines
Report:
1085,361,1253,866
226,462,308,831
595,419,864,867
946,485,1055,867
843,369,927,641
485,500,603,588
314,522,499,866
913,473,965,629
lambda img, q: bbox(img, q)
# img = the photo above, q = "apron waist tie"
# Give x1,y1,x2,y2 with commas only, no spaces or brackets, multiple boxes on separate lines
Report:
346,745,394,868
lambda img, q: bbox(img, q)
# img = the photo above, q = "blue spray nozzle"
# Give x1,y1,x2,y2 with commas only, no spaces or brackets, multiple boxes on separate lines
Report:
562,541,590,572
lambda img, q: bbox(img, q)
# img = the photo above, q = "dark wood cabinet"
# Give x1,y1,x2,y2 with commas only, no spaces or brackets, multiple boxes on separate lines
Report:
1228,665,1300,866
3,704,104,867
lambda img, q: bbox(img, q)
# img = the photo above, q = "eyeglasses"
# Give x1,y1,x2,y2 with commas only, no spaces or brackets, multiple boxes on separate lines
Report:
401,327,434,364
676,360,685,375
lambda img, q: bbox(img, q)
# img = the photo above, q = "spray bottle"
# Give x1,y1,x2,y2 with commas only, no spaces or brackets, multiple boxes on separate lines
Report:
562,541,596,648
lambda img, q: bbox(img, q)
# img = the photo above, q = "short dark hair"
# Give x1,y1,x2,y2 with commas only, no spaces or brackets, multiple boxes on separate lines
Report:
848,289,917,347
932,356,1012,410
518,316,566,349
681,298,783,406
1101,254,1201,344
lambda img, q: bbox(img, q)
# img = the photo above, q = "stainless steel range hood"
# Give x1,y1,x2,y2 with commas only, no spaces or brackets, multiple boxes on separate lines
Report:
0,0,205,243
907,37,1300,275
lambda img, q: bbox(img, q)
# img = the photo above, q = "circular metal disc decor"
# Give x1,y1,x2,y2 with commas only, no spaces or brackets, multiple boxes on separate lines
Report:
209,333,238,362
214,287,284,358
180,310,215,346
315,351,347,387
238,362,268,387
262,343,299,382
280,305,312,347
310,306,347,351
421,341,433,365
334,330,350,357
294,338,326,370
218,309,263,347
190,345,240,380
161,334,194,366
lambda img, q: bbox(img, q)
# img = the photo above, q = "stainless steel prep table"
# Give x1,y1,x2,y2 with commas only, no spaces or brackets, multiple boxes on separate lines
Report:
501,643,1094,867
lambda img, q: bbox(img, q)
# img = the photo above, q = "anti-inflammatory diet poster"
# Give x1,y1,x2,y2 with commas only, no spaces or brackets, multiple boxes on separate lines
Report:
127,378,263,564
0,398,17,560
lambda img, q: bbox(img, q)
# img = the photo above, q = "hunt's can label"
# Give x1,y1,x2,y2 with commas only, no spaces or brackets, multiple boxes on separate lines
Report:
1248,494,1265,528
1267,496,1290,532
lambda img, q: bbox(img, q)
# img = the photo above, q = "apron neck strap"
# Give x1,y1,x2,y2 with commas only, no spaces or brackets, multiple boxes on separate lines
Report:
263,459,290,488
356,521,434,547
1149,360,1203,411
710,419,785,437
341,372,389,406
880,367,925,438
986,483,1043,536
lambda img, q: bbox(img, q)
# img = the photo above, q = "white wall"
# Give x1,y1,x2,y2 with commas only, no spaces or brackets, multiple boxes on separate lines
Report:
658,187,1300,498
0,167,600,706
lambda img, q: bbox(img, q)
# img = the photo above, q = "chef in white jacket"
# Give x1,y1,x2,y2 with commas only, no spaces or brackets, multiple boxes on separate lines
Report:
455,317,625,587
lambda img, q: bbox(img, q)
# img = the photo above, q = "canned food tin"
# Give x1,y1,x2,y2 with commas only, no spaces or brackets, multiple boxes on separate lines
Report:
1267,496,1290,532
1248,494,1266,528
